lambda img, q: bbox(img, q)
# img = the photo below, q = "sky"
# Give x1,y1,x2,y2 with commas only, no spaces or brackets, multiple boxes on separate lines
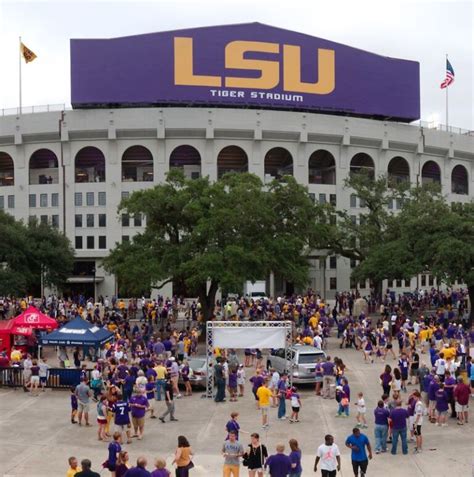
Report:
0,0,472,129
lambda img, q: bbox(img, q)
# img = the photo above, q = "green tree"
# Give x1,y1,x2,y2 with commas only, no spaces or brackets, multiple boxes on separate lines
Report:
104,170,320,320
0,211,74,296
317,171,406,297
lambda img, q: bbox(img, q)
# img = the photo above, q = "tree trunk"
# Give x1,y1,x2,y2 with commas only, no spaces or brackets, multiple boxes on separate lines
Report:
467,284,474,329
198,280,219,322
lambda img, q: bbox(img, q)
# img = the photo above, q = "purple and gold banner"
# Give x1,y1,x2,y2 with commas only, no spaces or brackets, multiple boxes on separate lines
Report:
70,23,420,122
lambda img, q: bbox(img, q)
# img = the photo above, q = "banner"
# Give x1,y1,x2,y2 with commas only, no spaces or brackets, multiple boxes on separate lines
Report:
213,326,286,349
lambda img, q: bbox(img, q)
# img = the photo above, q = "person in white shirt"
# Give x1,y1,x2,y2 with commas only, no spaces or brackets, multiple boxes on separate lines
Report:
435,354,446,379
413,391,424,454
269,369,280,407
313,334,323,350
314,434,341,476
356,392,368,428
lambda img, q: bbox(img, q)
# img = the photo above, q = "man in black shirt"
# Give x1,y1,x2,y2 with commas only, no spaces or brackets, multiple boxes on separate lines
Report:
75,459,100,477
159,377,178,422
214,358,226,402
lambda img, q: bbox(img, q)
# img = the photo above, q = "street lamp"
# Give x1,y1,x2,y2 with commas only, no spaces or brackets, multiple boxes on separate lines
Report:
92,266,96,303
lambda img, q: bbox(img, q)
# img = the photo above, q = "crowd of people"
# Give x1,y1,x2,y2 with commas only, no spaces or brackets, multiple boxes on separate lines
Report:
0,288,472,476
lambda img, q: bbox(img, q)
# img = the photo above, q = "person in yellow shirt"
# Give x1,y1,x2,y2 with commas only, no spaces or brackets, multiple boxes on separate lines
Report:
154,361,168,401
256,380,273,429
118,299,126,311
20,299,27,310
10,347,22,363
66,456,79,477
442,345,456,360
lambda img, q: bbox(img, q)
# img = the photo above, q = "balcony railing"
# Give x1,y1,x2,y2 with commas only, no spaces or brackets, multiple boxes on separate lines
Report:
0,104,70,116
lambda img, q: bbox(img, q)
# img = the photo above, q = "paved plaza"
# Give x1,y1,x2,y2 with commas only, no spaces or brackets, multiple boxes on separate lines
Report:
0,339,472,477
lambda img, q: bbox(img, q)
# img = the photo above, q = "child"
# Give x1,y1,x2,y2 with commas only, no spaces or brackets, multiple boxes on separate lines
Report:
145,377,156,418
237,364,246,397
356,392,367,428
335,386,349,417
70,387,78,424
151,457,171,477
289,387,301,423
228,367,238,402
106,432,122,477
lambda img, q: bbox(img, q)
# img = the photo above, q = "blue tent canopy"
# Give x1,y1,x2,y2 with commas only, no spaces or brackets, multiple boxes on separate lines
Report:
40,317,114,347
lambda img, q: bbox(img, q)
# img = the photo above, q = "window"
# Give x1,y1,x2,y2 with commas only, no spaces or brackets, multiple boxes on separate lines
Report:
319,193,326,204
86,236,95,249
40,215,48,225
98,192,106,206
86,214,94,227
0,196,4,209
29,194,36,208
329,194,337,206
51,193,59,207
350,259,357,269
396,279,402,287
121,191,129,200
75,236,83,249
329,256,337,269
396,198,403,210
122,214,130,227
40,193,48,208
98,214,106,227
350,215,357,225
308,193,315,203
28,215,35,224
122,235,130,242
98,236,106,249
51,215,59,228
330,277,337,290
86,192,94,206
134,214,142,227
350,194,357,208
359,280,366,289
329,214,336,225
421,275,426,287
388,198,393,210
428,275,434,287
74,192,82,206
75,214,83,227
350,277,357,289
7,195,14,209
359,197,366,208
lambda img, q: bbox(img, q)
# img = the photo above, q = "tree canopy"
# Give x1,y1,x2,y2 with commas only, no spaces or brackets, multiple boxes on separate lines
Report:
104,170,321,319
0,211,74,296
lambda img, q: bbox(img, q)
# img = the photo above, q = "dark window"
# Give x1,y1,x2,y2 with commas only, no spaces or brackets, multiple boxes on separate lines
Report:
329,256,337,269
75,236,83,249
350,215,357,225
40,215,48,225
74,192,82,206
7,195,14,208
308,193,315,202
0,196,4,209
51,215,59,228
350,259,357,269
388,198,393,210
86,192,94,206
319,193,326,204
122,235,130,242
29,194,36,208
122,214,130,227
121,191,129,200
396,279,402,287
350,277,357,289
359,197,366,208
98,214,106,227
329,194,336,206
134,214,142,227
86,236,94,249
350,194,357,208
98,236,106,249
421,275,426,287
329,214,336,225
428,275,434,287
330,277,337,290
75,214,82,227
86,214,94,227
359,280,366,289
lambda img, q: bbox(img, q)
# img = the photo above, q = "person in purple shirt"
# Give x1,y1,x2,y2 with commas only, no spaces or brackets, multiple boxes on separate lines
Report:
225,412,240,440
443,371,457,418
435,382,449,426
389,401,409,455
321,357,335,399
373,400,390,453
124,457,151,477
130,390,149,440
107,432,122,475
277,374,288,419
428,375,440,422
288,439,302,477
265,444,292,477
249,371,264,408
150,458,170,477
112,396,132,444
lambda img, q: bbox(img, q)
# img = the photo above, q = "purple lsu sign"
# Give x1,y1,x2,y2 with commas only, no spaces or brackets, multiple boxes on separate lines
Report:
70,23,420,122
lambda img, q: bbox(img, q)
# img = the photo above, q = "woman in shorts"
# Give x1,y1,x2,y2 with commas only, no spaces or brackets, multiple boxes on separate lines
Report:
29,360,40,396
97,395,108,441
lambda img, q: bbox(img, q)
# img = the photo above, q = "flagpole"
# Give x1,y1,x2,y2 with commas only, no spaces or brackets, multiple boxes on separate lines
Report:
445,53,448,131
19,36,22,115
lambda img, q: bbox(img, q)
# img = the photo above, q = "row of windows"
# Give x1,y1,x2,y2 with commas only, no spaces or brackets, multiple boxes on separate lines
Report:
75,236,107,250
28,214,59,228
309,193,337,205
0,195,14,209
74,192,106,207
29,193,59,208
1,147,469,194
75,214,107,228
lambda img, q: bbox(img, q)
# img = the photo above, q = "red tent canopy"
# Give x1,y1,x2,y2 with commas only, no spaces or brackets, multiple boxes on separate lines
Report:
11,306,58,331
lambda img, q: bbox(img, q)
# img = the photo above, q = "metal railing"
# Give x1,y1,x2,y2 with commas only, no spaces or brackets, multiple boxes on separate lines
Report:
0,103,70,117
418,120,474,136
0,366,92,389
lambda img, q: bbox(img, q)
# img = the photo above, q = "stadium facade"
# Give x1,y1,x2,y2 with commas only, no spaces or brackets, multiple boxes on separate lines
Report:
0,23,473,299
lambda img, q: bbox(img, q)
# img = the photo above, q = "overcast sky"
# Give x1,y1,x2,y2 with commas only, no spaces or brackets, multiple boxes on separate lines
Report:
0,0,472,129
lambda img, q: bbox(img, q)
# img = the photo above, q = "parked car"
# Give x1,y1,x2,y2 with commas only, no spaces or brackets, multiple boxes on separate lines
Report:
266,345,326,383
178,356,208,388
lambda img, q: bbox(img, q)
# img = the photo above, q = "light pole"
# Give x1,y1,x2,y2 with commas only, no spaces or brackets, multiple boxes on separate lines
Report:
92,266,96,303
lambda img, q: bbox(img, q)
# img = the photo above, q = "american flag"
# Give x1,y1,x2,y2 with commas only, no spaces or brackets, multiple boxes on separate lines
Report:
440,59,455,89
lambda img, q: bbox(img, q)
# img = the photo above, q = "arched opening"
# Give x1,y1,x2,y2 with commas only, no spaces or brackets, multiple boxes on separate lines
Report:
0,152,14,187
217,146,248,179
29,149,59,185
122,145,153,182
388,156,410,184
350,153,375,179
75,146,106,183
308,150,336,184
169,145,201,179
264,147,293,181
451,164,468,195
421,160,441,185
